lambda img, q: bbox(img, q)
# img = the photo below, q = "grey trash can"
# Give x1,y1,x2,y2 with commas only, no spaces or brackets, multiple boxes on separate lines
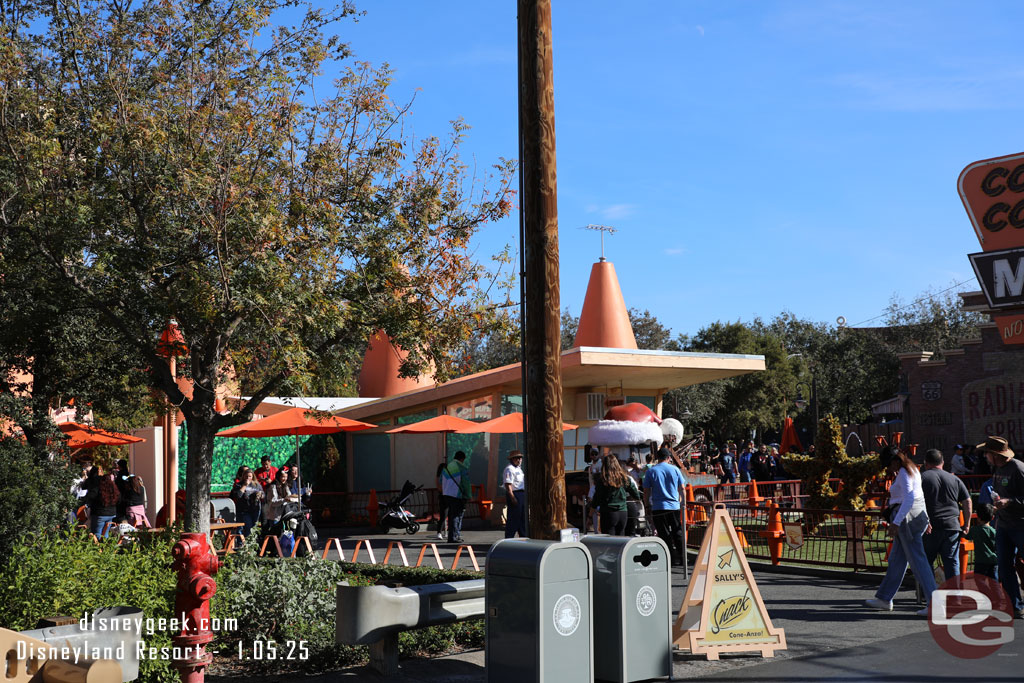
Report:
485,539,593,683
581,535,672,682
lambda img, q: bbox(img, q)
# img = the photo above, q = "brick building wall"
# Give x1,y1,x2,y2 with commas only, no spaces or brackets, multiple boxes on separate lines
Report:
901,322,1024,453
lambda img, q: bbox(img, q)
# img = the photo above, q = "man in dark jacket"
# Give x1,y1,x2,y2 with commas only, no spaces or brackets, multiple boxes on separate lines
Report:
920,449,972,580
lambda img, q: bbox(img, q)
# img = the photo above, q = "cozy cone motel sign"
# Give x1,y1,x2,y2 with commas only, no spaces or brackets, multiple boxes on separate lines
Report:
960,152,1024,343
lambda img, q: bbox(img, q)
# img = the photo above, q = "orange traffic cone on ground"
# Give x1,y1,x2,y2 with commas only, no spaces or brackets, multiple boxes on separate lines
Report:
687,484,707,524
958,510,973,574
748,480,763,507
758,501,784,565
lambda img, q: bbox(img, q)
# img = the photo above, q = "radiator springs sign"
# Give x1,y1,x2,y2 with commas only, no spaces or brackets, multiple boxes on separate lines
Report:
960,152,1024,344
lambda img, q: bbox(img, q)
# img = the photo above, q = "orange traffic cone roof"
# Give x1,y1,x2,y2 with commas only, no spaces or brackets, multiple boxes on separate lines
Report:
357,330,431,398
573,260,637,349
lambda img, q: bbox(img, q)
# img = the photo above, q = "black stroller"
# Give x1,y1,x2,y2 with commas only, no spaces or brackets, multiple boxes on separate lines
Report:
377,480,422,534
264,496,318,556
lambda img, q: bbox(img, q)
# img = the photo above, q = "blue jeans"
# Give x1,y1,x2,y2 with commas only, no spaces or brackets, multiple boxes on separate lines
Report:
240,509,260,537
505,490,526,538
923,527,962,580
995,525,1024,612
91,514,115,538
445,496,466,542
877,511,936,602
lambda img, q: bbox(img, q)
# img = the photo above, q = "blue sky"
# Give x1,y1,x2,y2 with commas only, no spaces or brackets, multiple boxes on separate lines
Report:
333,1,1024,338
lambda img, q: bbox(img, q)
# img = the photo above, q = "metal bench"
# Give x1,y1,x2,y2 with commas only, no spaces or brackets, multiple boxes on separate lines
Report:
336,579,484,675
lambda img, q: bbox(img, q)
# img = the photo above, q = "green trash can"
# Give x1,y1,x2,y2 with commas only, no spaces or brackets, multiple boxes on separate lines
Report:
581,535,672,682
485,539,593,682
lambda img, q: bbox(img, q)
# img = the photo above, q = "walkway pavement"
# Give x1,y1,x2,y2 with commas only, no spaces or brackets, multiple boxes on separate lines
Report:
212,525,1023,682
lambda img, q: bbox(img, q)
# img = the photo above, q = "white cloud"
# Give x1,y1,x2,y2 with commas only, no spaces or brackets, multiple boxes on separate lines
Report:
601,204,636,220
696,25,705,37
830,71,1024,112
664,247,685,255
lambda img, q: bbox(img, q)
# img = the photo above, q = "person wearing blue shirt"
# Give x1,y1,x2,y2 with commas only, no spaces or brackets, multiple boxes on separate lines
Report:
716,445,736,484
643,447,687,567
738,441,754,483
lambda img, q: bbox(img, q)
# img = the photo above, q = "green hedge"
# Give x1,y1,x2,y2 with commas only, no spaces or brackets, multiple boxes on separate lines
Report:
211,541,484,673
0,529,484,677
0,527,180,683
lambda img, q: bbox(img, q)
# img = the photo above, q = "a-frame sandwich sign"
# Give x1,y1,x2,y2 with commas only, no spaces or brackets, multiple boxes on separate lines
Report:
673,503,787,660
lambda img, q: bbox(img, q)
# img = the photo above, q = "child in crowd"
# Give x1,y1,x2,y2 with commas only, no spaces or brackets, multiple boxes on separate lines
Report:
967,503,998,580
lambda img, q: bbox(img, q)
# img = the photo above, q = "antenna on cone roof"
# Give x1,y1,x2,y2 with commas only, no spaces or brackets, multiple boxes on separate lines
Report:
580,224,617,261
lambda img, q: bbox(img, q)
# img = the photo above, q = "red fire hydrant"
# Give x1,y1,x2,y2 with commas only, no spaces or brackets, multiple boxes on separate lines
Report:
171,532,220,683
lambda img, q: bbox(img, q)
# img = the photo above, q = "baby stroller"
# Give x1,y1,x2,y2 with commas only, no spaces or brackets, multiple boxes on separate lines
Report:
264,498,318,556
377,480,422,534
626,497,652,537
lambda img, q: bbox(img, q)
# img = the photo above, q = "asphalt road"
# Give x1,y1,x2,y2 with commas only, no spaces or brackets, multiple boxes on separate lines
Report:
210,525,1023,682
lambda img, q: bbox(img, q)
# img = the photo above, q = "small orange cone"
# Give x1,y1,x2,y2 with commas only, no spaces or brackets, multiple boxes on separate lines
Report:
958,510,973,574
748,480,763,507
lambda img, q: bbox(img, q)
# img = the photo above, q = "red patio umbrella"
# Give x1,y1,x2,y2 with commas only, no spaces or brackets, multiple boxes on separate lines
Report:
58,422,145,449
454,412,578,433
779,416,804,455
217,407,376,491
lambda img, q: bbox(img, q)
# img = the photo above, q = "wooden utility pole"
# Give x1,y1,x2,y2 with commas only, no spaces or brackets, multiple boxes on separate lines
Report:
518,0,567,538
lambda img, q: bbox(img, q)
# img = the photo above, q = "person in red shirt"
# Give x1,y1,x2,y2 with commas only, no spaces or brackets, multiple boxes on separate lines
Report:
255,456,278,489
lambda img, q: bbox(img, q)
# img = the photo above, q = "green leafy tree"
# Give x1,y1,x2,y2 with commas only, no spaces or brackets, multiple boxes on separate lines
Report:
629,308,681,351
0,0,515,532
679,321,798,443
0,420,74,560
560,308,580,350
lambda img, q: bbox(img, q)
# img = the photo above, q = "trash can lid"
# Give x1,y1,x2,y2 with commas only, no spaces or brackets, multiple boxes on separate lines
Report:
485,539,592,581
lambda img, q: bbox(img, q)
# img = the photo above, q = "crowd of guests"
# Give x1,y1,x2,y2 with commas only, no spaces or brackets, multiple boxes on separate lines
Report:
71,458,151,538
70,454,308,540
864,436,1024,620
579,442,687,566
691,440,793,484
230,456,311,537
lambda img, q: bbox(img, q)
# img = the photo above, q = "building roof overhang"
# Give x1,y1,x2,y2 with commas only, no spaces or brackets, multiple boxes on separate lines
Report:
335,346,765,422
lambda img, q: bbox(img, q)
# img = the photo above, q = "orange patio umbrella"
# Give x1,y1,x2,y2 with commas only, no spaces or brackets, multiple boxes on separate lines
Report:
455,412,578,433
385,414,480,434
779,416,804,455
216,407,375,438
58,422,145,449
217,407,376,492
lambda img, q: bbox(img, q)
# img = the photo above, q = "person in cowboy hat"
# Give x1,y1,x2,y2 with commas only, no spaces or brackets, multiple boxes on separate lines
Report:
978,435,1024,618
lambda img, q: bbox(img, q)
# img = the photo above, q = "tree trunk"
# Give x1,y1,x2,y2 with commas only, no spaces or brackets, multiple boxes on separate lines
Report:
184,413,215,534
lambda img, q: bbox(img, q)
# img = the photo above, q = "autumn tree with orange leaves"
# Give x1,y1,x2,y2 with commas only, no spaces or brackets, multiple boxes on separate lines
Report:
0,0,515,532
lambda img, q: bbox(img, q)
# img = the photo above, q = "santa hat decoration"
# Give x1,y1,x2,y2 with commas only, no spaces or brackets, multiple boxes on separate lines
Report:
589,402,664,447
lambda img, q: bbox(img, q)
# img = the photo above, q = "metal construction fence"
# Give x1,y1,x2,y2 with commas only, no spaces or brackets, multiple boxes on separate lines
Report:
685,501,891,572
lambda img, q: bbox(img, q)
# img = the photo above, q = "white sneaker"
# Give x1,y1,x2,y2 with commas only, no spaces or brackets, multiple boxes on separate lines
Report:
864,598,893,611
916,606,930,617
436,531,445,540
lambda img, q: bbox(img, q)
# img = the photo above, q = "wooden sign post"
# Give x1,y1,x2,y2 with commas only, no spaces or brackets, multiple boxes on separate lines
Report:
673,504,786,660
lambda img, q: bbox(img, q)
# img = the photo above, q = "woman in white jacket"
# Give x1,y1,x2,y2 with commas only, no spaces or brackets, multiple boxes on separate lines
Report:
865,445,937,615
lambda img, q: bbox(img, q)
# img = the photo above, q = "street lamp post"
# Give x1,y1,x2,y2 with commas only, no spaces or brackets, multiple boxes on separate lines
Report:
681,408,693,436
